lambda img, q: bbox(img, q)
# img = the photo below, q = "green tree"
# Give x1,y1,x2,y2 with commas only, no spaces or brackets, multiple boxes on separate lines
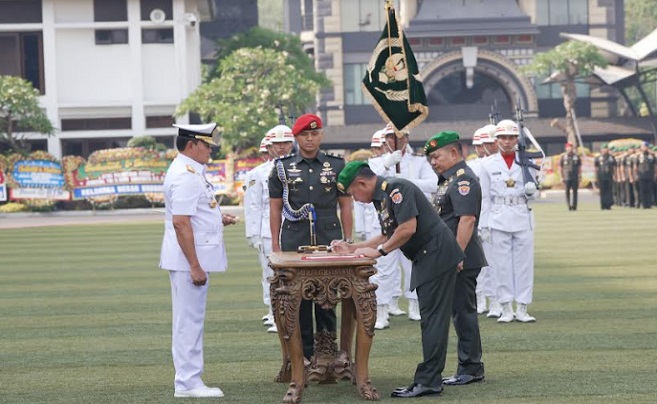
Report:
523,41,608,145
625,0,657,46
209,27,329,88
0,75,54,155
177,47,325,153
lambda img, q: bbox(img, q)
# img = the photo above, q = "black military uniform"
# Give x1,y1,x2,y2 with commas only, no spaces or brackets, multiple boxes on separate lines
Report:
269,150,346,359
432,160,487,384
560,150,581,210
635,148,656,209
594,150,616,210
373,176,465,390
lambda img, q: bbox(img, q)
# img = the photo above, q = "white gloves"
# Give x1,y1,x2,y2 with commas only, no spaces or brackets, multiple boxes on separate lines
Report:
248,236,262,250
382,150,403,169
479,227,491,244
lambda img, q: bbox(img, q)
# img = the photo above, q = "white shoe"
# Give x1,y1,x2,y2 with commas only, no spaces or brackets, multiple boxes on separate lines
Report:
174,386,224,398
262,307,273,322
263,316,275,326
515,303,536,323
374,305,390,329
408,299,421,321
387,297,406,316
497,302,515,323
476,293,487,314
486,301,502,318
267,323,278,333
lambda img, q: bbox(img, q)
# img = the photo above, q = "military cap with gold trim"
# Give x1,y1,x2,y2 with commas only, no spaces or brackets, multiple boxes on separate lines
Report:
424,131,460,155
173,123,220,146
337,160,370,192
292,113,322,135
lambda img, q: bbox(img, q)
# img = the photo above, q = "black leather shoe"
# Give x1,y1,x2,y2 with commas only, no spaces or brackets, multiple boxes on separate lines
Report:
390,383,442,398
443,374,484,385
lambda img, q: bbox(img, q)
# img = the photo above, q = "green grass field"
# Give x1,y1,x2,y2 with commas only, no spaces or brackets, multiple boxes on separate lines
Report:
1,203,656,403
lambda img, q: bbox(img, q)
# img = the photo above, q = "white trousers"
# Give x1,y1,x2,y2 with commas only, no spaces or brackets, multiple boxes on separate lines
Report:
169,270,209,392
476,240,496,298
257,237,274,306
369,234,416,302
489,228,534,305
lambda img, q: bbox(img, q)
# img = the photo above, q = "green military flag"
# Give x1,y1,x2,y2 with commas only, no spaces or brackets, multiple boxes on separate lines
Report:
362,5,428,136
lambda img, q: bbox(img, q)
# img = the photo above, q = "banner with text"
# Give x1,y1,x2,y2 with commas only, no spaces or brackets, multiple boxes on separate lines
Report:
7,152,71,201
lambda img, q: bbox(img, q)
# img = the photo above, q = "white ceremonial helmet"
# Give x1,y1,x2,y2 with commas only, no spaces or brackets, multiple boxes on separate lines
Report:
371,130,384,147
267,125,294,143
494,119,520,137
259,136,269,152
479,124,497,143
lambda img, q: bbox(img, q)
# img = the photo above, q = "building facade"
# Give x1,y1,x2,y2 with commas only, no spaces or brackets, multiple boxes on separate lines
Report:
285,0,653,155
0,0,215,158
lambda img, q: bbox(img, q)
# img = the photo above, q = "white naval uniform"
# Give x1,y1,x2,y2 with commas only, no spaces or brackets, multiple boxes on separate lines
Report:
369,151,438,301
467,157,495,300
244,160,274,307
479,153,536,305
160,153,227,392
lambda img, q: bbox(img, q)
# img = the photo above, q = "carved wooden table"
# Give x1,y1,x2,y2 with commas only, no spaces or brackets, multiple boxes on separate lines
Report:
268,252,380,403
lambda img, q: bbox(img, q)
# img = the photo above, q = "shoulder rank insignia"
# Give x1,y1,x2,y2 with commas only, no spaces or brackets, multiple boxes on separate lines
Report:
248,179,256,187
456,168,465,176
381,180,388,191
390,188,403,204
186,164,196,174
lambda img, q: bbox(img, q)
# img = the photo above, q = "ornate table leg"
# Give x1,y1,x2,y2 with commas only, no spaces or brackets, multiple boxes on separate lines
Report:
270,267,305,403
352,266,380,401
336,297,355,382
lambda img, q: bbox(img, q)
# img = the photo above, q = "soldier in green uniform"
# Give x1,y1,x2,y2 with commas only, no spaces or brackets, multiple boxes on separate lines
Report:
594,143,616,210
269,113,353,360
332,161,465,398
634,141,656,209
424,131,487,386
627,145,638,208
559,142,581,211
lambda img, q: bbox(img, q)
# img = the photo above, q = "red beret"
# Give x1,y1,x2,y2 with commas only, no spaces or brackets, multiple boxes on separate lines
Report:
565,142,573,148
292,114,322,135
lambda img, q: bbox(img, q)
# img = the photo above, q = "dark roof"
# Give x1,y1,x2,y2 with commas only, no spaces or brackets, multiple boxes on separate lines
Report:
406,0,538,37
322,117,655,148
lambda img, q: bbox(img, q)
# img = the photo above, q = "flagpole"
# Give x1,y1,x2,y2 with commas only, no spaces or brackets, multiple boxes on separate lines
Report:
383,0,401,173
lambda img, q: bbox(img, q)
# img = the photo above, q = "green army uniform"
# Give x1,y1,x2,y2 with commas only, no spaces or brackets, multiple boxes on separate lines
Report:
594,150,616,210
269,151,346,359
372,176,465,389
432,160,487,381
560,151,581,210
636,149,656,209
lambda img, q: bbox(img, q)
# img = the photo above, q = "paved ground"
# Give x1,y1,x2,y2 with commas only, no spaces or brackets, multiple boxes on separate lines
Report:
0,190,596,229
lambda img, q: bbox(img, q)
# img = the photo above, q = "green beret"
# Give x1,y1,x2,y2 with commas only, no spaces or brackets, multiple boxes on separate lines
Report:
337,161,369,192
600,143,608,149
424,131,460,155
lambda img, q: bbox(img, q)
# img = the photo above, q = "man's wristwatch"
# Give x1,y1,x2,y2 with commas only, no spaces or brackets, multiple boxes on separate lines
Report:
377,244,387,256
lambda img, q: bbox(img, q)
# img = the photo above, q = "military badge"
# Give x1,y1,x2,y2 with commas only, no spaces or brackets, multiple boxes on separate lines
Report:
323,162,331,168
456,168,465,176
310,121,317,129
288,162,301,174
458,180,470,196
320,176,328,184
505,178,516,188
337,183,345,192
186,164,196,174
209,200,217,209
390,188,403,204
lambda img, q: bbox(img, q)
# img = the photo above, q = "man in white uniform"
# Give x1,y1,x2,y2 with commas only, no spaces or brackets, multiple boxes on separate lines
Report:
245,125,294,333
369,124,438,321
478,120,537,323
160,123,238,398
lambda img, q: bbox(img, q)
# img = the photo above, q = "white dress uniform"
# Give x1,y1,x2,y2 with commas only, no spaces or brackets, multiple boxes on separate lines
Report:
479,153,536,313
467,157,495,307
369,150,438,304
160,153,227,393
244,160,274,310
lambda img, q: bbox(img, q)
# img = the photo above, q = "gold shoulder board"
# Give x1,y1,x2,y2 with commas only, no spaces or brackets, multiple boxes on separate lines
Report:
186,164,196,174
